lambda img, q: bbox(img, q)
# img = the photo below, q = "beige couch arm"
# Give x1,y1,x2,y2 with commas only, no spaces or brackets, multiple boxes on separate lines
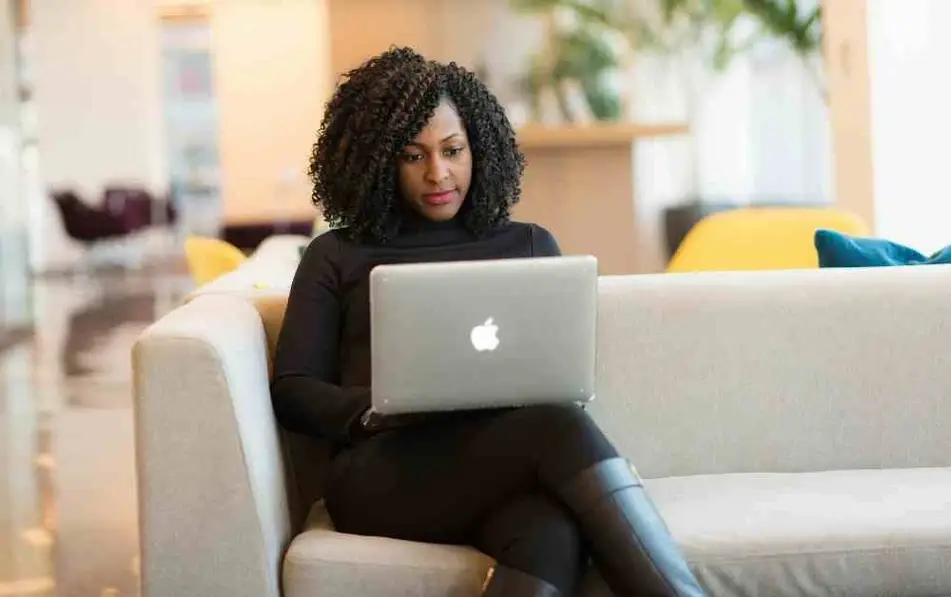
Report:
133,295,290,597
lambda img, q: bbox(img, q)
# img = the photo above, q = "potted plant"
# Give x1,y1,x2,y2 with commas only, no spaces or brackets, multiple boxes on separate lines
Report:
512,0,825,116
644,0,824,98
511,0,635,122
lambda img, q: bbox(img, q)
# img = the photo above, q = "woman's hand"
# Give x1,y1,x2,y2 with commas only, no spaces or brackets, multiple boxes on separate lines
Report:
349,408,472,441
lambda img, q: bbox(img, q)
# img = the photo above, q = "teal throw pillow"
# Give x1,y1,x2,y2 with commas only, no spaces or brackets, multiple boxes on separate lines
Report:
815,229,951,268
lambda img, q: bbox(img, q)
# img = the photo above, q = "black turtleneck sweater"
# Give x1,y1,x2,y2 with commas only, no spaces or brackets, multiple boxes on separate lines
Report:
270,216,561,446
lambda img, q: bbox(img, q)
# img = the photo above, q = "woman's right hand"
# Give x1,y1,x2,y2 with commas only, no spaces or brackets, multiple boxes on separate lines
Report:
350,408,458,441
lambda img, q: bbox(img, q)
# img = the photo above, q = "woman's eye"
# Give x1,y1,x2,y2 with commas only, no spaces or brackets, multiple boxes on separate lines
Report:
401,153,423,163
443,147,464,158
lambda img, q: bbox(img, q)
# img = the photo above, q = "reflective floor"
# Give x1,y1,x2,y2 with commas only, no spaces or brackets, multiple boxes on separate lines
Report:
1,267,193,597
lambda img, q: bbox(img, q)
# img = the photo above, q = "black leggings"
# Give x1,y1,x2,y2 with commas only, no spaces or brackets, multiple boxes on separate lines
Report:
324,404,619,594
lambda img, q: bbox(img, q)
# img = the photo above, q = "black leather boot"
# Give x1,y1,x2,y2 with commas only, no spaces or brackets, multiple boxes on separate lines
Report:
481,565,561,597
556,457,707,597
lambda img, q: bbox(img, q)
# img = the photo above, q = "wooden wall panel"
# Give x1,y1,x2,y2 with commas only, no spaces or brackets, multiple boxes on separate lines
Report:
821,0,875,231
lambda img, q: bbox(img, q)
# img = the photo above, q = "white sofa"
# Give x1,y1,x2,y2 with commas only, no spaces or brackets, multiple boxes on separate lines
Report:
132,262,951,597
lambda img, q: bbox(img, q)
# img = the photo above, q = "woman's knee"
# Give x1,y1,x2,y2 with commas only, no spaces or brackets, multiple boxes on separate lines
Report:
509,404,617,478
509,403,593,436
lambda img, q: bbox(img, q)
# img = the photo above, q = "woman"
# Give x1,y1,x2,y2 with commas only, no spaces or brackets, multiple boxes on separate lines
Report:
271,47,706,597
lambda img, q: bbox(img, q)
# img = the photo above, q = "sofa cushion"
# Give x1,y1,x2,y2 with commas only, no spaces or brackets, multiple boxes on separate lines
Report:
652,468,951,597
815,229,951,267
285,468,951,597
284,504,494,597
284,502,617,597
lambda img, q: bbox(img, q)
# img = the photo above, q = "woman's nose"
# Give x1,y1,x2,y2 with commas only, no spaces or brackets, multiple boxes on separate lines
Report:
424,156,449,184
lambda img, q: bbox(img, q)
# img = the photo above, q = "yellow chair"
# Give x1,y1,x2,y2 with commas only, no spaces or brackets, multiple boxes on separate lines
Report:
666,207,870,273
184,236,248,286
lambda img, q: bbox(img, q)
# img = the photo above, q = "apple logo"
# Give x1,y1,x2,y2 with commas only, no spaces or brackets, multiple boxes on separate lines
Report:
470,317,500,352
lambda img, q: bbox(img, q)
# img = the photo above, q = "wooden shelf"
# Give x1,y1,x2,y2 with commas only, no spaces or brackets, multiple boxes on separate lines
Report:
516,122,689,150
157,2,211,21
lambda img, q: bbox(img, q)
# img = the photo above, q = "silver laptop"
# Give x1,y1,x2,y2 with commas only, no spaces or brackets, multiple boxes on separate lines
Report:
369,255,598,415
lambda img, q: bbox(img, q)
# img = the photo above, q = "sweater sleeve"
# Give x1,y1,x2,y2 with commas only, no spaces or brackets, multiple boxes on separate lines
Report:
531,224,562,257
270,234,371,444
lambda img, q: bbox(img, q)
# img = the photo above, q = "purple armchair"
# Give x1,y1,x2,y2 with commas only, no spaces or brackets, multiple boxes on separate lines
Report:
50,190,154,271
103,186,178,230
51,190,136,243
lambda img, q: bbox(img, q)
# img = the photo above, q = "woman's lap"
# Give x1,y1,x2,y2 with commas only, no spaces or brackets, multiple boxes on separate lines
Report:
324,403,616,545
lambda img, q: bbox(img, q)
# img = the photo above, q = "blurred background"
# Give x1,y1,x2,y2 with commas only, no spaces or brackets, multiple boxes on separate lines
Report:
1,0,949,595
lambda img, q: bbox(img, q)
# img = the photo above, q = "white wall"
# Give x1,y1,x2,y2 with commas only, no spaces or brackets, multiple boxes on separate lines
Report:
28,0,164,271
867,0,951,254
748,46,831,204
30,0,164,196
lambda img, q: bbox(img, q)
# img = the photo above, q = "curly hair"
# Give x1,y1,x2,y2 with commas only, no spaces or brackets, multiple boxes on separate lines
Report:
308,46,525,244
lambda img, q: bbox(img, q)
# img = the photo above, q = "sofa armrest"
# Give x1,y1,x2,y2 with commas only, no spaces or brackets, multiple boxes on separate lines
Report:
133,295,290,597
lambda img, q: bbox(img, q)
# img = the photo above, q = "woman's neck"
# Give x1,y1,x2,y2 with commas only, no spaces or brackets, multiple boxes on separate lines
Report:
370,206,473,248
397,207,463,234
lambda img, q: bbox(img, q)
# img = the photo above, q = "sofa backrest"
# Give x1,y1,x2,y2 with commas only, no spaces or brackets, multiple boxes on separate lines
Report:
589,264,951,478
246,264,951,486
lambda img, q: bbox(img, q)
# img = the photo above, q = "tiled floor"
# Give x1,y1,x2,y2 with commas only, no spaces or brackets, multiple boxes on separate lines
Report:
1,267,193,597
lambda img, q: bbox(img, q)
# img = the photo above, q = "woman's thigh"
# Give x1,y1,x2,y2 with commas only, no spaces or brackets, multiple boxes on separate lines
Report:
324,404,615,544
325,409,528,544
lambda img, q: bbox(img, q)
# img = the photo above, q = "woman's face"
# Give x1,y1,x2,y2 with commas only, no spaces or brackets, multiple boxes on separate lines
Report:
397,98,472,222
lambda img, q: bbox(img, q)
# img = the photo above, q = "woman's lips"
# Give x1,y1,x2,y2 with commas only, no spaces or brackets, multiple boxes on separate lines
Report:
422,190,456,206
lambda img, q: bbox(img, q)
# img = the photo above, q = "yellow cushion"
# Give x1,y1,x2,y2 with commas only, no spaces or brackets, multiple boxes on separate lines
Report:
184,236,248,286
666,207,870,273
